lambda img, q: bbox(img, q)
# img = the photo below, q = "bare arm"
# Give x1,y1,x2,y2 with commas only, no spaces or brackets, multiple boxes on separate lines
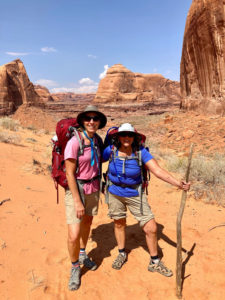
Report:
65,158,85,219
145,159,190,191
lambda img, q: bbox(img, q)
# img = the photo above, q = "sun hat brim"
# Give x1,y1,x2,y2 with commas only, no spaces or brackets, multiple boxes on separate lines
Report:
116,130,142,140
77,105,107,129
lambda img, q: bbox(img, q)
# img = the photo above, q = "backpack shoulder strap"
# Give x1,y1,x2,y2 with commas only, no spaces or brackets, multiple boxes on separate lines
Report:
108,145,117,162
72,128,85,154
137,149,142,167
94,133,104,155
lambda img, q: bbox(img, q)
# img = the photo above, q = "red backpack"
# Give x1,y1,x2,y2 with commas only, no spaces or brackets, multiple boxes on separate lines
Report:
51,118,80,203
51,118,103,203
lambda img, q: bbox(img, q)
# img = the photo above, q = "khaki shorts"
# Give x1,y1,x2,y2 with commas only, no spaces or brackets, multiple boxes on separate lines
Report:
108,192,154,227
64,189,100,224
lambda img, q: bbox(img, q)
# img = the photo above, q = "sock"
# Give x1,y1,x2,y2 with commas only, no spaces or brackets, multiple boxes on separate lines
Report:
151,255,160,264
119,248,126,256
79,248,86,256
72,260,80,268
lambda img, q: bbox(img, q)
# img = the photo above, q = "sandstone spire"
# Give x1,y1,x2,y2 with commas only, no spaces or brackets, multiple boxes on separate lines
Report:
0,59,45,115
180,0,225,115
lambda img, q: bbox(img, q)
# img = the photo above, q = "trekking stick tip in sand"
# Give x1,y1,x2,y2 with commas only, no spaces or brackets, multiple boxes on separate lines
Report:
176,143,194,299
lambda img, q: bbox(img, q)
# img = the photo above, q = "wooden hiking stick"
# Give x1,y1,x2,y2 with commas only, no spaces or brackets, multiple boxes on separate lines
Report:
176,143,194,299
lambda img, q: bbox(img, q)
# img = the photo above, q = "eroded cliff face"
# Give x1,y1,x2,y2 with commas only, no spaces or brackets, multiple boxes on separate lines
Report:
34,85,54,102
0,59,44,115
94,64,180,103
180,0,225,115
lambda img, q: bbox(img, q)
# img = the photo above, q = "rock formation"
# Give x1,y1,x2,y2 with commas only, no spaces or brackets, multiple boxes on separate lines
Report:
180,0,225,115
94,64,181,103
0,59,45,115
34,85,54,102
51,93,95,102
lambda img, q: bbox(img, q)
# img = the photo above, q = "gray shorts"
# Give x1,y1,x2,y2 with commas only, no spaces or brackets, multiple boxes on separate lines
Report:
64,189,100,224
108,192,154,227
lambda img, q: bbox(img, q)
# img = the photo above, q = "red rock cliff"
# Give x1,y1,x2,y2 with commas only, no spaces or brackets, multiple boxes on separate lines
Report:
180,0,225,115
94,64,180,103
0,59,45,115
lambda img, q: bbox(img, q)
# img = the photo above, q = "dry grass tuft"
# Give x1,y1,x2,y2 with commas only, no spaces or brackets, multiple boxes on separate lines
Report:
0,131,22,145
165,152,225,206
0,117,20,131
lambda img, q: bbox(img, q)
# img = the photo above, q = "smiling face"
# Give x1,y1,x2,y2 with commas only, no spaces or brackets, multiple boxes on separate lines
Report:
82,113,100,136
118,132,135,149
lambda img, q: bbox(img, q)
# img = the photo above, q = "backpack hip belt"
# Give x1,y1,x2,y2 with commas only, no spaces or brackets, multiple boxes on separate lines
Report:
76,175,100,185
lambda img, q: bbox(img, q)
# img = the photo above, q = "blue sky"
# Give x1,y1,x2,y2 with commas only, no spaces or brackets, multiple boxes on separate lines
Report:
0,0,192,93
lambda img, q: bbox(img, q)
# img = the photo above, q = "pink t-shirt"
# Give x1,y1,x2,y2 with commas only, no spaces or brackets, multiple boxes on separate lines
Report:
64,136,100,194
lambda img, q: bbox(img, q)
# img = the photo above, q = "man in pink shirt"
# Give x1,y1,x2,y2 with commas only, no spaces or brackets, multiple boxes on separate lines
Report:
64,105,107,291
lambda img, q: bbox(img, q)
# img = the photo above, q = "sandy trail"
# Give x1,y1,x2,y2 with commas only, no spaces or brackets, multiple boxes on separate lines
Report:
0,132,225,300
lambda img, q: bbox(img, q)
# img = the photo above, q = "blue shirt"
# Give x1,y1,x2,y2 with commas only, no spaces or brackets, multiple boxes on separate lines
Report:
103,146,153,197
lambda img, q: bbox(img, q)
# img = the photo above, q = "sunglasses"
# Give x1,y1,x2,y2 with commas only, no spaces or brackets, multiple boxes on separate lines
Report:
83,115,100,122
118,132,135,138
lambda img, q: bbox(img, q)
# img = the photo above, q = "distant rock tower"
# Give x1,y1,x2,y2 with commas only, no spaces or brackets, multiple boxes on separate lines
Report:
0,59,45,115
180,0,225,115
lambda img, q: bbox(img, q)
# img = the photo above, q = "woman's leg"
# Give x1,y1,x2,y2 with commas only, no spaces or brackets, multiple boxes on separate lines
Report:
114,218,126,249
67,223,81,262
142,218,158,256
112,218,127,270
80,215,93,248
143,219,173,276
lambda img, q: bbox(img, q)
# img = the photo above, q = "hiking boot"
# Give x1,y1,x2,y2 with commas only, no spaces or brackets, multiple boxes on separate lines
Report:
112,253,127,270
68,267,81,291
79,253,97,271
148,260,173,277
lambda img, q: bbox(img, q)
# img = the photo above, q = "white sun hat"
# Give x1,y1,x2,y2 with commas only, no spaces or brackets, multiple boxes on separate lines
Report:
118,123,135,132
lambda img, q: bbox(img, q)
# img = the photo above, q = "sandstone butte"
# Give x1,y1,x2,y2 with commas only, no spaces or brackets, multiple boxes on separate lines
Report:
94,64,181,103
0,59,46,115
180,0,225,116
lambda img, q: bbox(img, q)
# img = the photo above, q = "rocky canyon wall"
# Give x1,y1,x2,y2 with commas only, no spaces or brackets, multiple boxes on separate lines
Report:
94,64,180,103
180,0,225,115
0,59,45,115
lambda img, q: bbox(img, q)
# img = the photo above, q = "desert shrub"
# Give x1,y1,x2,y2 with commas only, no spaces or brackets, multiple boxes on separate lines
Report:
26,138,37,143
0,132,22,144
27,125,37,131
165,152,225,206
165,155,187,174
0,117,19,131
191,153,225,185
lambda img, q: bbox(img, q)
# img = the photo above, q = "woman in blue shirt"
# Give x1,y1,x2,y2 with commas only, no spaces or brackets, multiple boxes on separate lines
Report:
103,123,190,277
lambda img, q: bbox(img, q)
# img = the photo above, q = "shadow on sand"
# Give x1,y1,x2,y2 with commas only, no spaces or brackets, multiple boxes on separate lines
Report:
87,222,188,268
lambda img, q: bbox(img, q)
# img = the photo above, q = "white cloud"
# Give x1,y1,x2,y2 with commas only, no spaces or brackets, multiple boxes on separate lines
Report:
35,79,58,87
88,54,97,59
153,68,158,73
51,84,98,94
79,77,94,85
6,52,29,56
41,47,57,53
165,70,172,75
99,64,109,79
